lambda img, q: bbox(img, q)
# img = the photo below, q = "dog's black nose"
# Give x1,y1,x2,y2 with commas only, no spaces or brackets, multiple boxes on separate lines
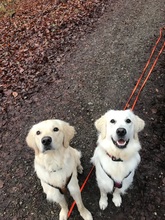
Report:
116,128,126,137
42,136,52,146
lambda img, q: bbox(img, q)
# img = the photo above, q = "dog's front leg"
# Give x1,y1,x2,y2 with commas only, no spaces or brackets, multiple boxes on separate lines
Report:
99,189,108,210
59,196,68,220
112,188,122,207
68,177,93,220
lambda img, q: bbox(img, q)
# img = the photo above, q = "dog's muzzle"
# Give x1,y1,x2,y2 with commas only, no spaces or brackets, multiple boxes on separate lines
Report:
112,128,129,149
42,136,52,151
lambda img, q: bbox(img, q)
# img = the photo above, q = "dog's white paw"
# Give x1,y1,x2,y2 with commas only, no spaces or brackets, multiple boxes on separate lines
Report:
112,194,122,207
80,208,93,220
59,209,68,220
99,197,108,210
77,165,83,174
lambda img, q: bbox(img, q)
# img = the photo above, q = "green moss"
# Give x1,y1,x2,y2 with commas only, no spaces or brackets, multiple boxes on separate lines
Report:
0,3,6,13
0,0,18,18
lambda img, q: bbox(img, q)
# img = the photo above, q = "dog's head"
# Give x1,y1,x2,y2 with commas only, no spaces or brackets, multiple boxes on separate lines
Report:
95,109,145,149
26,119,75,154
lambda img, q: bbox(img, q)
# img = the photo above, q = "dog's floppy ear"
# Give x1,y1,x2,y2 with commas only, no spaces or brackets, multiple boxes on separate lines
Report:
134,115,145,134
62,122,75,148
95,115,106,139
26,127,39,155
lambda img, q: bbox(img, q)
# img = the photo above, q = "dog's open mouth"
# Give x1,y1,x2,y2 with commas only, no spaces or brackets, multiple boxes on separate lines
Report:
112,138,129,149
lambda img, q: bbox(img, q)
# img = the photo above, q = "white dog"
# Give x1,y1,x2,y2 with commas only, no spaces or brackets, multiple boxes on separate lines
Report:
26,119,93,220
91,109,145,209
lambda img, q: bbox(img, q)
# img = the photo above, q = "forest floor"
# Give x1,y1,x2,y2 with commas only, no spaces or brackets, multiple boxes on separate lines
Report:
0,0,165,219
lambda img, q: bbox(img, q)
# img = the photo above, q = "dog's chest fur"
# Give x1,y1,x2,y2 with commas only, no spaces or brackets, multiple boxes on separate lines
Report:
93,146,140,182
34,149,75,187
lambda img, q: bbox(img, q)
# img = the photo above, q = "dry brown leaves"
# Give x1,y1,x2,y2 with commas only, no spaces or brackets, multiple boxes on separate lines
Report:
0,0,106,112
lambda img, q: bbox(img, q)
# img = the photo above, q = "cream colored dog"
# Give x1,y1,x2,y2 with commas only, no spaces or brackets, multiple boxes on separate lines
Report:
26,119,93,220
91,109,145,209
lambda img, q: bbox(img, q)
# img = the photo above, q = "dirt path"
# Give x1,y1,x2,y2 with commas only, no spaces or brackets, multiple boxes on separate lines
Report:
1,0,165,219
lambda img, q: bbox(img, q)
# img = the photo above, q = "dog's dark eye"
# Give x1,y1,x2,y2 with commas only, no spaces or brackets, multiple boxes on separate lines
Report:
53,127,59,132
110,119,116,124
36,131,41,135
126,119,131,123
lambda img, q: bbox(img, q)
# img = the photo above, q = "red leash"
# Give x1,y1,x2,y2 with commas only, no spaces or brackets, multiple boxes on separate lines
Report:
130,41,165,111
68,27,165,218
67,166,95,217
124,27,165,111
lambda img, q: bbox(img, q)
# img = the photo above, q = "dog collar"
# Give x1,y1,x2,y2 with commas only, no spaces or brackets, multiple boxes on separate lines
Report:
106,152,123,162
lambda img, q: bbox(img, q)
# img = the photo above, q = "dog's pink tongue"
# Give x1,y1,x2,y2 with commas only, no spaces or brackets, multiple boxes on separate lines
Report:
117,139,126,145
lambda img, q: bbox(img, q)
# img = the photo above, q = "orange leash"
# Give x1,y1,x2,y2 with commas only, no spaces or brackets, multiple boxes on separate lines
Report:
68,27,165,218
130,41,165,111
67,166,95,218
124,27,164,110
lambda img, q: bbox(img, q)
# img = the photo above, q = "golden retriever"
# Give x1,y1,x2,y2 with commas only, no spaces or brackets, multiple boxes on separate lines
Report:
26,119,93,220
91,109,145,209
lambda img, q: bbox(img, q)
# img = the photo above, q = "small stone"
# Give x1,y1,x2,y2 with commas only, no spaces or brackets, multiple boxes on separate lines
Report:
0,180,4,188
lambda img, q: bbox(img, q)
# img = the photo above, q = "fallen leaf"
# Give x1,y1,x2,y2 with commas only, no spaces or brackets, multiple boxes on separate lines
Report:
151,108,157,114
0,180,4,189
19,67,24,73
12,92,18,97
